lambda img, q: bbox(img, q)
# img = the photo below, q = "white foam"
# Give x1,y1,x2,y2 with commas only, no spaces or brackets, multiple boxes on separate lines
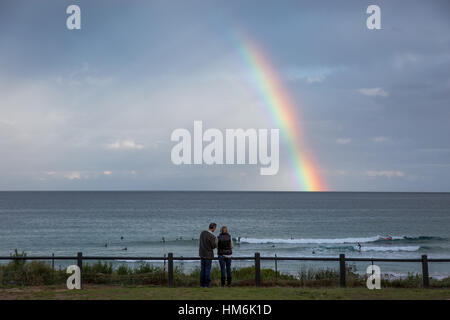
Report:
239,236,383,244
359,246,420,252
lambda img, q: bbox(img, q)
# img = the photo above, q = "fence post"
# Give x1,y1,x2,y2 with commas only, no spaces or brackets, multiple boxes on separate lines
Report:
168,252,174,287
51,253,54,271
77,252,83,289
255,252,261,287
274,254,278,283
421,254,429,288
339,254,346,287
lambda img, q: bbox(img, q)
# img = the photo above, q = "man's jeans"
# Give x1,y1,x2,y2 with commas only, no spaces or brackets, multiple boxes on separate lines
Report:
218,255,232,279
200,258,212,287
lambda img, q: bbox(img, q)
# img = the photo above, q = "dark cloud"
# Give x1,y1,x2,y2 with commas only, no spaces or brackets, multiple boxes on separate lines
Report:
0,1,449,191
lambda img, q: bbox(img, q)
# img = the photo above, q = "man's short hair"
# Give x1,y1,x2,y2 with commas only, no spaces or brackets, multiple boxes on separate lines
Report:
209,222,217,230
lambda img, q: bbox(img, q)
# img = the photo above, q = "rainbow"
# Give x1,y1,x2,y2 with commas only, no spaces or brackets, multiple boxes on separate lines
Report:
235,35,325,191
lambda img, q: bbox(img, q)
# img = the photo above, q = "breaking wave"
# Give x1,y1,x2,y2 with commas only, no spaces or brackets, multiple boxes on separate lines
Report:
359,246,420,252
238,235,443,245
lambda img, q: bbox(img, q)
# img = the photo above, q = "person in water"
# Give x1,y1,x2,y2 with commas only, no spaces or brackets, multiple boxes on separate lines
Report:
217,226,233,287
357,242,362,252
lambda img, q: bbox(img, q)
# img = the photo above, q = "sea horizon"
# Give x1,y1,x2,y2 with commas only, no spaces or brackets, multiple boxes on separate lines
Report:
1,190,449,193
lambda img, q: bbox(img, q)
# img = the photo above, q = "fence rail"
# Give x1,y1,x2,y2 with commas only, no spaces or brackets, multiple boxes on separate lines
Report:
1,253,449,288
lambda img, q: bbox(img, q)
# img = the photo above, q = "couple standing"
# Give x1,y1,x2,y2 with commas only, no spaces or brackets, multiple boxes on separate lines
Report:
198,222,233,288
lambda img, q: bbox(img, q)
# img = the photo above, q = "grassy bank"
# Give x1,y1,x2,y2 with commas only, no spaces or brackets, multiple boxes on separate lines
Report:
1,251,449,289
1,285,450,300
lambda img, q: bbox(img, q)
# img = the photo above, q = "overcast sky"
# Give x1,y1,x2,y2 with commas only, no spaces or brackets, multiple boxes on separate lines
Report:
0,0,449,191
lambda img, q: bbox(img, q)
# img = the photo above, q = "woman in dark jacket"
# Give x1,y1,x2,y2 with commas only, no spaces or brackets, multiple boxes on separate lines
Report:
217,226,233,287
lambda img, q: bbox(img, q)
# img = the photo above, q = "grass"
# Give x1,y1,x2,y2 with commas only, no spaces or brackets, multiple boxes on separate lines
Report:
1,285,450,300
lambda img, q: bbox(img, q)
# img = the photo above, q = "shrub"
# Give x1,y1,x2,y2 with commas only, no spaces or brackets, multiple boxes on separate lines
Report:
117,264,130,276
83,261,113,275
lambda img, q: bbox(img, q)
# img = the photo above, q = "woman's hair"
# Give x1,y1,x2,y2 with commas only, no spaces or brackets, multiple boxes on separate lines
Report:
220,226,228,234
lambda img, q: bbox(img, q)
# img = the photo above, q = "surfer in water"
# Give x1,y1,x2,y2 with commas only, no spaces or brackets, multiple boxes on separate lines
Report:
357,242,361,252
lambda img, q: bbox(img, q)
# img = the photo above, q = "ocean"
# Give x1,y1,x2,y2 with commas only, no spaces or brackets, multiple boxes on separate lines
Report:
0,191,449,278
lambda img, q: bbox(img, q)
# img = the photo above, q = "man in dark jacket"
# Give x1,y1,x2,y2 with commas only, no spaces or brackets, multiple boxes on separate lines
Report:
199,222,217,287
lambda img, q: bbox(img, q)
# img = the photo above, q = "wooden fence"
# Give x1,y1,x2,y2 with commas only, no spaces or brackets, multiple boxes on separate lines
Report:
1,253,449,288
